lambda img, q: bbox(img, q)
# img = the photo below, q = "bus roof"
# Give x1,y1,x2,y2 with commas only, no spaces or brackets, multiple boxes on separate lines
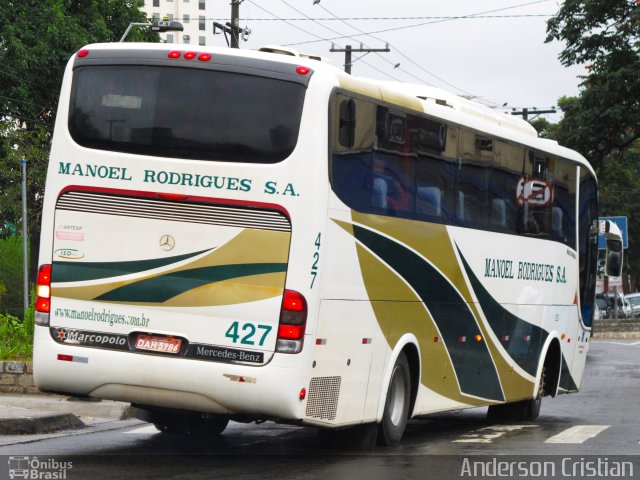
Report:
75,42,595,178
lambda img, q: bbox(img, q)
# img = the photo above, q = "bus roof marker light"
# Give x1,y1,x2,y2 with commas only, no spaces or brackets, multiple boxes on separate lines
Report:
198,53,212,61
184,51,197,60
168,51,181,59
296,66,310,75
77,49,90,58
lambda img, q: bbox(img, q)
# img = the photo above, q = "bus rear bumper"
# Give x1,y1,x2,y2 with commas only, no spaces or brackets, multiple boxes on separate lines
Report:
32,326,306,420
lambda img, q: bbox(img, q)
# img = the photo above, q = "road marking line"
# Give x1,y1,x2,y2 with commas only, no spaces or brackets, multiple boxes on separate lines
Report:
544,425,609,444
125,425,158,435
453,425,537,443
596,341,640,346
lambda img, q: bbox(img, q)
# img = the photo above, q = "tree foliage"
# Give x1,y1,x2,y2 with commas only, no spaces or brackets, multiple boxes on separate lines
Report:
546,0,640,170
0,1,159,284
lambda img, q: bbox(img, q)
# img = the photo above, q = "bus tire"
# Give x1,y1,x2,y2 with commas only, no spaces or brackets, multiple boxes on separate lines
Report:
487,366,546,421
154,415,229,436
378,352,411,446
192,418,229,437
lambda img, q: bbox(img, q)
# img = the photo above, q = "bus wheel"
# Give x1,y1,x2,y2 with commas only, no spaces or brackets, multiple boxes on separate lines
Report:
378,352,411,446
487,366,546,421
193,418,229,437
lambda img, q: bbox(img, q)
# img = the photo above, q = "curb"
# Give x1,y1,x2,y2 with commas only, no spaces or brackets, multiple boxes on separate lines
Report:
0,410,84,435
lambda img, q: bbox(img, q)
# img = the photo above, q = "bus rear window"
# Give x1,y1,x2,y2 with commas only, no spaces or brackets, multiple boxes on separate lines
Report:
69,66,305,163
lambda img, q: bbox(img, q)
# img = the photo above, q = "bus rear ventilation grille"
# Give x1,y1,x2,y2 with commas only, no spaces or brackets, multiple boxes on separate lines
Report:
56,191,291,232
305,376,341,421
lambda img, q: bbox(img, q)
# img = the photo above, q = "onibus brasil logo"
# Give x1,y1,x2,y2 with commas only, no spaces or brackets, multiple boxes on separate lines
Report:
8,456,72,479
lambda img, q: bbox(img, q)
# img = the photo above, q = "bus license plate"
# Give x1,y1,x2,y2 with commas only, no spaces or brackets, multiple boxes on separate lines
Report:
135,334,182,354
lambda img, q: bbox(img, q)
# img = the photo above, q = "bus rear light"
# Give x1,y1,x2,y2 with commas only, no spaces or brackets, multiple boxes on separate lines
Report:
198,53,212,61
299,387,306,400
35,264,52,326
184,51,197,60
278,324,304,340
296,66,310,75
276,289,307,354
168,50,181,58
77,49,90,58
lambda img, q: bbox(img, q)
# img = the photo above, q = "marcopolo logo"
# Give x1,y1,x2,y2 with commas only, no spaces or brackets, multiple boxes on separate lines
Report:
8,456,72,479
54,328,128,350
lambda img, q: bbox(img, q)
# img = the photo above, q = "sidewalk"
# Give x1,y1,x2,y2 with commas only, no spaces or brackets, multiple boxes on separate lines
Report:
0,394,133,435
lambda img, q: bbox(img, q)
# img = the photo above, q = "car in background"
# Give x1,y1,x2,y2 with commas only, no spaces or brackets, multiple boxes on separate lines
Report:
595,294,611,319
625,292,640,318
593,299,606,321
600,292,630,318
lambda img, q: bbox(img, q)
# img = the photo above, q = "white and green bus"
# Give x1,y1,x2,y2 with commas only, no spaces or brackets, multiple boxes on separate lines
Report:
33,43,623,444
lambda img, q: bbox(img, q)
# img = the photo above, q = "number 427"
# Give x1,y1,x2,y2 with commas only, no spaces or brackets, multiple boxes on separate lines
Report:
225,322,272,346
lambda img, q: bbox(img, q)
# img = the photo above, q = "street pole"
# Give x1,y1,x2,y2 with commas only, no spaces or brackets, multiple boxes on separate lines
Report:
511,108,556,122
330,44,390,74
21,159,28,318
230,0,240,48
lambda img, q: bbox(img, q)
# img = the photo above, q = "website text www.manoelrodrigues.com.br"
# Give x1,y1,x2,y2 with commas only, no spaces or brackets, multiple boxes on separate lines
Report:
460,456,636,478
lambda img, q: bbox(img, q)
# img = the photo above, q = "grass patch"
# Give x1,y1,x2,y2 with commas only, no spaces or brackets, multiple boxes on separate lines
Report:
0,300,34,361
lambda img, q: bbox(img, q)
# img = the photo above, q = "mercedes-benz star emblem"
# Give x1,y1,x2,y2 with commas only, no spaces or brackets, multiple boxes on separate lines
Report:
159,235,175,251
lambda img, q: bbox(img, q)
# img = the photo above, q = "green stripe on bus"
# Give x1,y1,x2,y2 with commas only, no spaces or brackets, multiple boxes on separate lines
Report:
352,224,505,402
94,263,288,303
52,248,213,283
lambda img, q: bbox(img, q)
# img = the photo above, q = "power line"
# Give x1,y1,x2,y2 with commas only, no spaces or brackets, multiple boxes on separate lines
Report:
285,0,551,46
0,111,53,127
0,95,48,112
316,3,472,95
244,1,404,84
244,1,335,46
0,68,58,93
242,14,556,21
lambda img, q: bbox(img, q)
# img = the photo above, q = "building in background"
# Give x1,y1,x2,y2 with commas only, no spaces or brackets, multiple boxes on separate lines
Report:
142,0,214,46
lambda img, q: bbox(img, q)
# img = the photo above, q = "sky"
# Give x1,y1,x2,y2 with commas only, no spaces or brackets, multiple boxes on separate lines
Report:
210,0,585,122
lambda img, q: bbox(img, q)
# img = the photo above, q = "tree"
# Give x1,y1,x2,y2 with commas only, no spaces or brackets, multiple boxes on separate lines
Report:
545,0,640,170
529,117,559,140
0,1,159,292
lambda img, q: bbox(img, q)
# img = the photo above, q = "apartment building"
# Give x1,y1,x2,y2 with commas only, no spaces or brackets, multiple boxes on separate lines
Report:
142,0,215,46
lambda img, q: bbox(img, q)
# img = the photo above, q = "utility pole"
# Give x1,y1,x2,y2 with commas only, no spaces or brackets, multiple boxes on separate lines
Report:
330,44,390,74
511,107,556,121
230,0,240,49
21,159,28,318
213,1,250,48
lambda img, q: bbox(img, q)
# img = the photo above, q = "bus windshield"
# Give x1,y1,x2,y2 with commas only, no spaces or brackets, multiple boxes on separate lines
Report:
69,66,306,163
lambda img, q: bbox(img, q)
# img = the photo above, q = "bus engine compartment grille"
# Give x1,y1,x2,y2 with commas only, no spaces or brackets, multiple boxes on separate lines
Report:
306,376,341,420
56,191,291,232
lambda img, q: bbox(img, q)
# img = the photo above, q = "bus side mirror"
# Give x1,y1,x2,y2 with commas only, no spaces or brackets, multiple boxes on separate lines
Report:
605,239,623,277
602,220,623,277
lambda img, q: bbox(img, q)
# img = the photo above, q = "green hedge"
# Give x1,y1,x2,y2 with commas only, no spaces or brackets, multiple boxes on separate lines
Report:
0,310,33,361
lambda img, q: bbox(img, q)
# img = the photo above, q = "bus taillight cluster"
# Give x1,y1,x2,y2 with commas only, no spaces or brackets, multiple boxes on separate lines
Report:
276,290,307,354
35,264,52,326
